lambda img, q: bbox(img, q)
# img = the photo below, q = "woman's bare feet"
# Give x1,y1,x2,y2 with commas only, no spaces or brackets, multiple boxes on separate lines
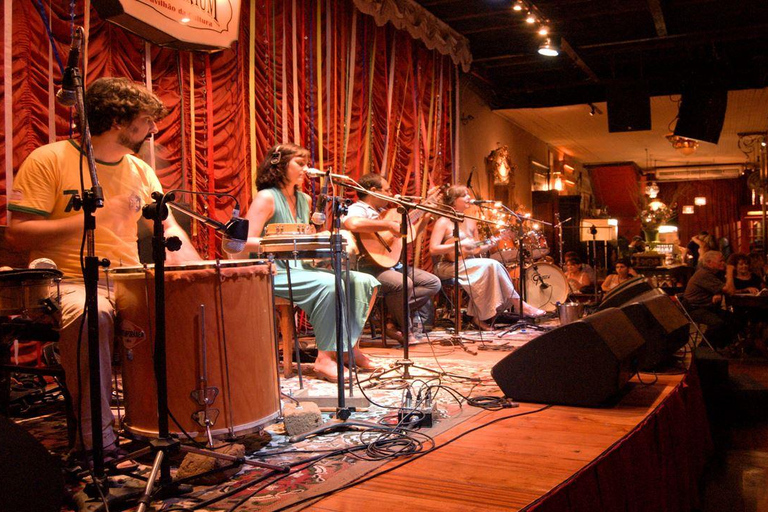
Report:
471,316,492,331
352,346,378,370
313,350,339,382
522,302,547,318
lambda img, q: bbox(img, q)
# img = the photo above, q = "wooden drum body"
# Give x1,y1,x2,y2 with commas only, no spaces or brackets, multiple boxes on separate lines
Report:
111,261,279,438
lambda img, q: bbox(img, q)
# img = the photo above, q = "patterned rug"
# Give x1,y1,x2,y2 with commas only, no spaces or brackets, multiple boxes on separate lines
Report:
14,324,550,511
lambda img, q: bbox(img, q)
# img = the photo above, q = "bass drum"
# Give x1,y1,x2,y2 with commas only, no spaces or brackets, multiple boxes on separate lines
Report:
507,262,568,312
111,260,280,438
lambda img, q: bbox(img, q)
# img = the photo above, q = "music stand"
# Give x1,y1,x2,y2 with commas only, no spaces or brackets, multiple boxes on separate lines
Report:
580,219,618,304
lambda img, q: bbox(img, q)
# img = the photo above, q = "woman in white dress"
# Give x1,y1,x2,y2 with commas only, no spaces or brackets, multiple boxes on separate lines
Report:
429,185,545,330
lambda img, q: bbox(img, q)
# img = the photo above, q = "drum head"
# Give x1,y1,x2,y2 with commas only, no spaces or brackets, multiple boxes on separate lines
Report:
523,262,568,312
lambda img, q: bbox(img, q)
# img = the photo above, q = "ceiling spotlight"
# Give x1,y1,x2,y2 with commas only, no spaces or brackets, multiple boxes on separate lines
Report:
538,24,550,36
526,11,537,24
538,38,559,57
513,1,524,11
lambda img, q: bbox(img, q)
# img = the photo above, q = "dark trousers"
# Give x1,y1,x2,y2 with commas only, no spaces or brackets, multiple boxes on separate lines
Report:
689,306,738,348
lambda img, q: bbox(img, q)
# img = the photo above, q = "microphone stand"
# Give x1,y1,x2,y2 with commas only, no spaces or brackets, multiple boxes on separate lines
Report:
106,191,287,511
288,178,385,442
57,41,112,493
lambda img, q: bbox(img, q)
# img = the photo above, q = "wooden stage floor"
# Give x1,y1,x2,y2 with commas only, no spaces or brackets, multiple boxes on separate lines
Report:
300,333,710,512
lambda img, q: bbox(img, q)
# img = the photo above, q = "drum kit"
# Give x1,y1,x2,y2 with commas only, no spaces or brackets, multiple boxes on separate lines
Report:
486,225,568,312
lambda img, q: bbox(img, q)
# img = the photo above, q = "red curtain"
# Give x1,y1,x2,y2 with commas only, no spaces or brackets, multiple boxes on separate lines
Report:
659,178,748,250
1,0,457,263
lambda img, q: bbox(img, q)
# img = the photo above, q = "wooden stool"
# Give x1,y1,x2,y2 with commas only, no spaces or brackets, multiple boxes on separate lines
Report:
274,297,296,378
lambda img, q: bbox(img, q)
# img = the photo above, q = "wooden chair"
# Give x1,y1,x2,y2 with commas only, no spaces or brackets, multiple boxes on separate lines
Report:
274,297,296,378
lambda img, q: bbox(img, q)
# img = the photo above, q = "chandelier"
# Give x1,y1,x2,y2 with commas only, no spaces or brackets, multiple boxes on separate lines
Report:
666,133,699,155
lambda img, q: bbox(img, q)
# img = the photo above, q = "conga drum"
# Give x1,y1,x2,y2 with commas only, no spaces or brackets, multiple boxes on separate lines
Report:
110,260,279,438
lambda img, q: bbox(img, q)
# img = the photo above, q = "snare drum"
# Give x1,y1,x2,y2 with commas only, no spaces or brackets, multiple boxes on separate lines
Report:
0,269,62,319
507,262,568,312
110,260,279,438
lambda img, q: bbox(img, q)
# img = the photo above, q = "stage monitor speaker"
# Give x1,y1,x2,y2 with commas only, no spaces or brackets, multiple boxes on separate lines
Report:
0,416,63,512
674,86,728,144
597,276,664,310
491,308,646,407
620,294,690,370
607,82,651,133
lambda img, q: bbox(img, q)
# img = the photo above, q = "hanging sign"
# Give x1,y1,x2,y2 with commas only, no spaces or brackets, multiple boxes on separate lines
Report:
93,0,241,52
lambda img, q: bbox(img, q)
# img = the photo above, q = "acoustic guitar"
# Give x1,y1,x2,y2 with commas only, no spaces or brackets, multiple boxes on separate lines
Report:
354,187,443,268
443,231,510,262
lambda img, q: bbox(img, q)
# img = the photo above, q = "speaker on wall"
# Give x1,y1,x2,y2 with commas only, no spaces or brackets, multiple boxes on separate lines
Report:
597,276,664,311
620,294,690,370
491,308,646,407
607,81,651,133
674,86,728,144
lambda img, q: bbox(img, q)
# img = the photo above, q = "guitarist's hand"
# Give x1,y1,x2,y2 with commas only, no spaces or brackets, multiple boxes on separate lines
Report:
460,238,481,256
385,220,401,235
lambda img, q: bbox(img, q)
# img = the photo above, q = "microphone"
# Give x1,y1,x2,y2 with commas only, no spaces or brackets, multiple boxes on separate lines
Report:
56,26,84,107
468,199,497,205
167,201,249,255
304,168,325,177
311,171,331,226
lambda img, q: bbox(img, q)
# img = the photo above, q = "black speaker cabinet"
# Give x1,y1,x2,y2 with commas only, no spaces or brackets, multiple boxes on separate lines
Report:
597,276,664,310
491,308,646,407
674,86,727,144
0,416,63,512
607,82,651,133
621,294,690,370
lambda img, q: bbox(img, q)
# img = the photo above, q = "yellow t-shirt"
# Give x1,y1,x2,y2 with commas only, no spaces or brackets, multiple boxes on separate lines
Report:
9,140,163,278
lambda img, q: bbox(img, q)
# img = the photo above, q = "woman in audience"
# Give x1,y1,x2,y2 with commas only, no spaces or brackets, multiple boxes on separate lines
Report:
564,256,595,293
601,258,636,292
725,252,763,294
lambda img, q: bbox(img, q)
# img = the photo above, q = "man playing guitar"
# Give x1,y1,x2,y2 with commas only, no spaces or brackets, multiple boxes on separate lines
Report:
342,173,441,345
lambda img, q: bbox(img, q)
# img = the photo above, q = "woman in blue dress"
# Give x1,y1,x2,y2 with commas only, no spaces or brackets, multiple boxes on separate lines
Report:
235,143,380,381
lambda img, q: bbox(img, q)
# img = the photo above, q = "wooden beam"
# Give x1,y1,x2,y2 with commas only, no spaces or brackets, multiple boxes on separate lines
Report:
561,38,600,83
647,0,668,37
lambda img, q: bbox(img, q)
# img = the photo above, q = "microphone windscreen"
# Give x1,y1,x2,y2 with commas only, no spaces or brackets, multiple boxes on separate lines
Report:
222,236,246,255
56,88,77,107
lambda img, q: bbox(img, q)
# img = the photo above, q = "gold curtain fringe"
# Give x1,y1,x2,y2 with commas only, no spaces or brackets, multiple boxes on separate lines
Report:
352,0,472,72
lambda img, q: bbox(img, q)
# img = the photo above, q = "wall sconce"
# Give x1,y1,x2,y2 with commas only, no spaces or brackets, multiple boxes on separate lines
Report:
553,176,563,191
694,196,707,206
682,205,695,214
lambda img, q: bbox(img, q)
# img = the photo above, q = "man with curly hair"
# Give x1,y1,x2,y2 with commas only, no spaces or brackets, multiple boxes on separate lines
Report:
6,77,200,456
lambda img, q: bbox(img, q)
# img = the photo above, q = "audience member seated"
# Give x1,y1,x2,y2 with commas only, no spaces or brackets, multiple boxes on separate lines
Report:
601,258,636,293
748,251,768,288
724,253,762,294
564,257,595,294
683,250,737,348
